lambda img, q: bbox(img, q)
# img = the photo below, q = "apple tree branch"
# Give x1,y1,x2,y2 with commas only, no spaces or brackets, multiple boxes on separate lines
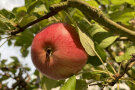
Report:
11,0,135,42
88,54,135,88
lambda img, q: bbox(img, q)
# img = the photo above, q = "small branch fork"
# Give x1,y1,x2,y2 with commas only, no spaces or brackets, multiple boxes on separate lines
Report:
11,10,62,35
10,0,135,42
89,54,135,89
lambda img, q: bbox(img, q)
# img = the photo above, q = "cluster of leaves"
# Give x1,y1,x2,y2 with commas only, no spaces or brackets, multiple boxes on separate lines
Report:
0,0,135,89
0,56,40,89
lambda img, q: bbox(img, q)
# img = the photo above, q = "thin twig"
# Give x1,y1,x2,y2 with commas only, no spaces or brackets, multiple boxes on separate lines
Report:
107,61,117,74
0,40,7,47
108,54,135,86
89,54,135,88
51,0,135,41
10,9,65,35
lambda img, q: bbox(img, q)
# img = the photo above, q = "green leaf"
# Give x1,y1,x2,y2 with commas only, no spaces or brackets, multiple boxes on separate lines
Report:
39,73,62,90
125,78,135,89
99,0,109,5
128,68,135,77
1,75,10,81
16,6,27,13
0,17,10,23
63,11,95,56
73,16,116,49
1,59,7,64
95,44,107,62
87,56,102,66
33,5,47,15
25,0,35,7
24,67,31,71
76,80,87,90
88,24,119,48
86,0,99,8
78,27,96,56
82,71,102,80
27,1,39,13
8,39,12,46
48,0,61,6
110,8,135,25
0,9,15,19
19,15,37,27
0,19,11,30
99,36,119,48
115,46,135,62
20,46,29,57
12,6,27,20
27,1,43,14
15,29,34,57
126,0,135,6
15,30,34,46
10,56,19,63
60,75,76,90
0,14,16,27
115,54,130,62
87,42,107,66
111,0,127,5
0,29,5,34
43,77,61,90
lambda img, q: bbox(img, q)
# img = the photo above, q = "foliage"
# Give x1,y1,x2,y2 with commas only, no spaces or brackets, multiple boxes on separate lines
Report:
0,0,135,89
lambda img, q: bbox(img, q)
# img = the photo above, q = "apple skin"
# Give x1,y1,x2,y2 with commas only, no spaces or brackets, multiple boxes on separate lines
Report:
118,51,124,56
31,23,88,80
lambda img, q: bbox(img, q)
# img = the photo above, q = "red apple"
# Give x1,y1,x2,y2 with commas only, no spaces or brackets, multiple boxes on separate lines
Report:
31,23,88,80
118,51,124,56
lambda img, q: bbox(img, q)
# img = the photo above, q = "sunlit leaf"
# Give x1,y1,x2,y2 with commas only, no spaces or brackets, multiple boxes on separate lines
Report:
126,0,135,6
99,0,109,5
86,0,99,8
60,75,76,90
78,27,96,56
110,8,135,25
99,36,119,48
111,0,127,5
88,24,119,48
19,15,37,27
115,46,135,62
34,5,47,15
48,0,61,5
64,11,96,56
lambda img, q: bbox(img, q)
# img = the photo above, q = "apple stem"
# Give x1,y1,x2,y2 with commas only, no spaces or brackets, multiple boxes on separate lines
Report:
46,48,52,60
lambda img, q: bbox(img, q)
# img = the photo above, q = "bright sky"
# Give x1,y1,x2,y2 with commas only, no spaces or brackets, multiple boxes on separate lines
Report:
0,0,35,75
0,0,24,10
